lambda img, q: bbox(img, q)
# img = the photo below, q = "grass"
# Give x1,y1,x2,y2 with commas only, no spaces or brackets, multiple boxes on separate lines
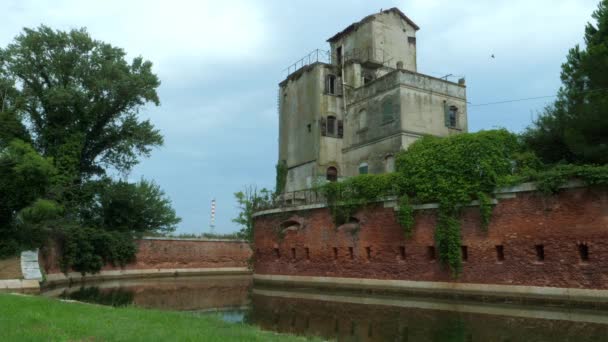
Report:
0,294,318,341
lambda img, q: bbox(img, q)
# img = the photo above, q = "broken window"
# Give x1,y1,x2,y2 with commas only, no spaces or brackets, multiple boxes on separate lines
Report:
327,74,337,95
327,115,336,135
444,102,458,128
336,46,342,65
326,167,338,182
359,162,368,175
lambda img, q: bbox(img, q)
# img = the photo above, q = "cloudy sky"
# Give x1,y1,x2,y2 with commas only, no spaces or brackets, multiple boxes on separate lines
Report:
2,0,599,234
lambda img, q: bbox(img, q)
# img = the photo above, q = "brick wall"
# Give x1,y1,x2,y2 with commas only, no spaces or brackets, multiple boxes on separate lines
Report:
41,238,252,275
253,186,608,289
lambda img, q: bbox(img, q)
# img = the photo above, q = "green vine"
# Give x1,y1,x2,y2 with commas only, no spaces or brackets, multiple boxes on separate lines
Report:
397,195,414,238
477,192,493,231
275,160,288,195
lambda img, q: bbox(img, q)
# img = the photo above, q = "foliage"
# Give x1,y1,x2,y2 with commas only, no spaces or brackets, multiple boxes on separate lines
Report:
397,195,415,238
233,186,273,242
78,178,180,234
0,140,57,256
521,0,608,165
502,164,608,194
321,130,521,275
57,225,137,274
0,26,179,273
0,25,163,178
275,160,288,195
320,173,399,225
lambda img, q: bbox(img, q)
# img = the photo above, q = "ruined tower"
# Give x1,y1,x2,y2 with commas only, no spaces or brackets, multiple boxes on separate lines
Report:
278,8,467,192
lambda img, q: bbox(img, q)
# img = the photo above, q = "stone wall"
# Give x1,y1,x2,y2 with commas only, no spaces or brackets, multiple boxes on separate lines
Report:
41,238,252,276
253,185,608,290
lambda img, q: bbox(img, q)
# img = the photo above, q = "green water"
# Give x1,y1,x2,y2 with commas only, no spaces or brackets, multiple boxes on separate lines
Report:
42,276,608,341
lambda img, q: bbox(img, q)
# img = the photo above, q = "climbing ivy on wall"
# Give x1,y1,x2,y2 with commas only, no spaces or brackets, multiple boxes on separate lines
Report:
322,130,522,275
275,160,288,195
319,129,608,275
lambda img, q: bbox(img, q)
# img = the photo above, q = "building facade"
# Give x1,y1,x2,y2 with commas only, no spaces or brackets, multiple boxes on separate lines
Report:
278,8,468,192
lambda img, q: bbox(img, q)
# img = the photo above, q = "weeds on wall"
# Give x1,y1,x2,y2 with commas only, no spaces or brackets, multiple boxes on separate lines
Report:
320,130,608,275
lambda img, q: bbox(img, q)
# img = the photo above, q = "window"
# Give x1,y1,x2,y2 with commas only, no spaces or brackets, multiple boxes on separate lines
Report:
358,109,367,130
349,247,354,260
327,116,336,135
327,75,337,94
461,246,468,262
444,103,458,128
274,248,280,260
496,245,505,262
382,99,394,123
326,167,338,182
365,247,372,260
384,155,395,173
428,246,436,261
399,246,406,260
333,247,338,260
307,124,311,133
291,247,296,260
578,243,589,262
408,37,417,45
336,46,342,65
359,162,369,175
535,244,545,262
305,247,310,260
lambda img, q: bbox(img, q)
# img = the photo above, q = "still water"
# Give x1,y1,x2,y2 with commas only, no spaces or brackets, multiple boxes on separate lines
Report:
42,276,608,341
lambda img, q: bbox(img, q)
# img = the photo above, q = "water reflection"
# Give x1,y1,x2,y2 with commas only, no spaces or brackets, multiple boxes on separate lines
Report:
248,287,608,342
44,275,251,311
42,276,608,341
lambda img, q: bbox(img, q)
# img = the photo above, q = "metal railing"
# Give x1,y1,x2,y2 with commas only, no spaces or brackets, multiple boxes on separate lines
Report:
255,188,328,212
282,49,331,79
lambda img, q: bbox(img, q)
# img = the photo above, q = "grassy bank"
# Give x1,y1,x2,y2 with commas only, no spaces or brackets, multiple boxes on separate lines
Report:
0,294,316,341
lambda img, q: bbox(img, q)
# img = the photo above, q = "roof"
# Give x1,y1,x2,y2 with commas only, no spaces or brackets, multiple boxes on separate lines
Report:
327,8,420,43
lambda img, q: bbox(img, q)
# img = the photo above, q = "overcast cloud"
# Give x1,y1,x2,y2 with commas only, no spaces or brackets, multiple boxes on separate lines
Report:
2,0,599,234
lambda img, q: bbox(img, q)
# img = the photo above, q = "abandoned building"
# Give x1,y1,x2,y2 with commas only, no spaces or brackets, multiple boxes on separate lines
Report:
278,8,468,192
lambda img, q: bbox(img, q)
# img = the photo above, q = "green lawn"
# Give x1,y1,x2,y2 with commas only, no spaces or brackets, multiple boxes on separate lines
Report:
0,294,317,341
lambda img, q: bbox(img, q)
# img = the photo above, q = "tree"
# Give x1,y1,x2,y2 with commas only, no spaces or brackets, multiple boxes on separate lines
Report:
233,186,272,242
522,0,608,164
0,25,162,181
0,26,179,273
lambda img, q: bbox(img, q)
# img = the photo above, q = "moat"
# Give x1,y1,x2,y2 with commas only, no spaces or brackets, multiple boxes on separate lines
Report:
41,275,608,341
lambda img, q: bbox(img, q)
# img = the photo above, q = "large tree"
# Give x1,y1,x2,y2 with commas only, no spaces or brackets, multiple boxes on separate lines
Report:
0,26,179,271
0,25,162,181
522,0,608,165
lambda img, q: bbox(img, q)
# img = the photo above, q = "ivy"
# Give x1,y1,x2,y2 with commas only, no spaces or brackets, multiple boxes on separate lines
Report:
397,195,415,238
477,192,492,231
275,160,288,195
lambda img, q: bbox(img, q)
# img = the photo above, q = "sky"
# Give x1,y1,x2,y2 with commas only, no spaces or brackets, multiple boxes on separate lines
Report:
1,0,600,234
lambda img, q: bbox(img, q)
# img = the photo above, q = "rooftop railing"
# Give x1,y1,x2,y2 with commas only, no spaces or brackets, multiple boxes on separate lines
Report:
282,49,331,79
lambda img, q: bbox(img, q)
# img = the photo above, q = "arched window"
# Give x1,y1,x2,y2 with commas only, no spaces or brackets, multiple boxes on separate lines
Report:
384,155,395,173
358,109,367,130
326,167,338,182
382,99,394,123
359,162,369,175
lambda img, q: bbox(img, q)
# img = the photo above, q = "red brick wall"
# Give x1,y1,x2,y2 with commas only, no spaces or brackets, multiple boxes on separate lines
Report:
253,187,608,289
41,238,252,275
